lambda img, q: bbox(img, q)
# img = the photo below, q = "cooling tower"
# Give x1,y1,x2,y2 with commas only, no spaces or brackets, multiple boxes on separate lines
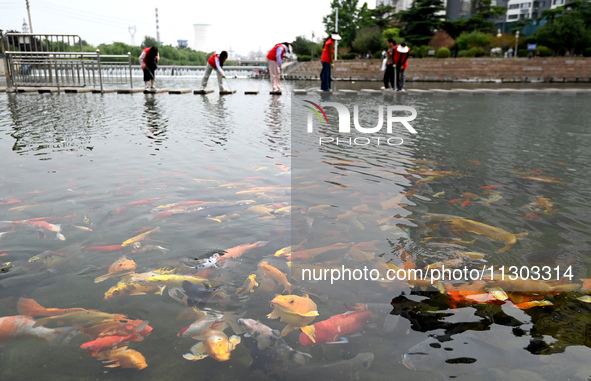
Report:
194,24,213,53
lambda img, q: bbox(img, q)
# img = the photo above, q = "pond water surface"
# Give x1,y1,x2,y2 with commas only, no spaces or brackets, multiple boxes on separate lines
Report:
1,79,591,380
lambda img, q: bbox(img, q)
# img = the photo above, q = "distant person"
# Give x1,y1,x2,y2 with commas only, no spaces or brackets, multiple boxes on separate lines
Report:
366,53,370,59
201,51,228,91
139,46,160,89
393,42,410,92
507,48,514,58
382,38,395,90
320,34,335,91
267,42,291,92
381,50,387,59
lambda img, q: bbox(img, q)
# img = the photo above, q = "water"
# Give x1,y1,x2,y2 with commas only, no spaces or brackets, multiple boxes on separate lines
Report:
1,79,591,380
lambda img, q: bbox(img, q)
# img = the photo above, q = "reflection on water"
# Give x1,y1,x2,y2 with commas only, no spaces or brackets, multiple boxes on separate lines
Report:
0,82,591,380
142,95,168,150
292,91,591,380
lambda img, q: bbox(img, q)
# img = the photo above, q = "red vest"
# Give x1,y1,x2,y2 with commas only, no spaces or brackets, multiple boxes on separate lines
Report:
267,44,286,61
143,47,151,55
321,38,334,63
207,54,224,68
393,46,410,70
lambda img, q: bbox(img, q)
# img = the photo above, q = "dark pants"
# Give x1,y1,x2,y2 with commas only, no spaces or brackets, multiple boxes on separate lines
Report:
321,61,331,91
396,68,406,90
383,64,394,89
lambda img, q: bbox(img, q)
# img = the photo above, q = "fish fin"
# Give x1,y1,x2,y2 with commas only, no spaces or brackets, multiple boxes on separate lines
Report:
300,325,316,343
229,335,241,350
255,241,270,248
158,285,166,295
17,298,48,317
272,329,281,336
514,232,529,239
32,317,51,328
267,310,280,319
280,325,296,337
225,311,247,335
181,280,194,292
183,353,207,361
94,273,113,283
291,351,312,365
103,361,121,368
496,243,515,254
326,337,349,344
184,342,208,361
48,327,81,347
299,311,319,317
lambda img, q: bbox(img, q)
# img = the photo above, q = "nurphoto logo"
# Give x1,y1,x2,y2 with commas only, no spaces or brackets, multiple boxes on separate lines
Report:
303,101,418,146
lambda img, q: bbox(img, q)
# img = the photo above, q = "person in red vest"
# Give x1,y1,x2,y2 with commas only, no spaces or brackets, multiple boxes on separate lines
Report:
393,42,410,92
201,51,228,91
320,34,335,91
139,46,160,89
267,42,291,92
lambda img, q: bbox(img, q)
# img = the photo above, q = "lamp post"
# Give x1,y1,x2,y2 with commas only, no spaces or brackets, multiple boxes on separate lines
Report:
514,31,519,59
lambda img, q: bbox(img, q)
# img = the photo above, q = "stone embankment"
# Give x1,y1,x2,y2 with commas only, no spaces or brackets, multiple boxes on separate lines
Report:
285,58,591,83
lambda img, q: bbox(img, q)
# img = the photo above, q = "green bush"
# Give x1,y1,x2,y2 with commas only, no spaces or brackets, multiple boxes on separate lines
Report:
374,51,383,59
583,47,591,57
455,31,492,51
518,49,529,57
298,55,311,62
468,47,486,57
536,46,553,57
342,53,358,60
436,47,451,58
458,50,472,57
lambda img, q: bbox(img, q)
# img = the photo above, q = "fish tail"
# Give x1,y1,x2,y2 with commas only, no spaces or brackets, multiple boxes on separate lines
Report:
17,298,49,317
290,350,312,365
94,274,113,283
32,317,51,328
48,327,80,347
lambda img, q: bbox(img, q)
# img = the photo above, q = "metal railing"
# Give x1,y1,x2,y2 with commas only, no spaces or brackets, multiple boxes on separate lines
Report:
4,50,133,91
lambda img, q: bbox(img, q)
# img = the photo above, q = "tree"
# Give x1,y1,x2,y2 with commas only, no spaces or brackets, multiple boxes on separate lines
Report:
141,36,159,49
429,31,455,50
398,0,445,46
323,0,361,48
535,13,591,55
292,36,320,57
383,28,401,42
352,26,387,53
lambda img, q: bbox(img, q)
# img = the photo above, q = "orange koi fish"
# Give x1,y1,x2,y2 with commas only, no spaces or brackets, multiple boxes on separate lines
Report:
299,310,372,345
17,298,87,317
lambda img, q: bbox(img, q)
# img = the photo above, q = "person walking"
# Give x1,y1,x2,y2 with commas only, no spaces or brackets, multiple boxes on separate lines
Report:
267,42,291,92
320,34,335,91
139,46,160,89
382,38,395,90
201,51,228,91
393,42,410,92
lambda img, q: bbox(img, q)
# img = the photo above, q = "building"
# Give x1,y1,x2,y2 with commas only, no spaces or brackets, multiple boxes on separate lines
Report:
193,24,213,53
505,0,550,21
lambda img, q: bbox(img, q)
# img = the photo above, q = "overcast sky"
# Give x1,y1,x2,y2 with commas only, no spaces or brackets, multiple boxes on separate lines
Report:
0,0,377,56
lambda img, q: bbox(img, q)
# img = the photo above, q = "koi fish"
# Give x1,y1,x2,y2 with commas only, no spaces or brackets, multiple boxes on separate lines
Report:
80,321,149,354
480,185,505,190
183,331,241,361
2,219,65,240
0,315,78,346
33,310,128,328
432,191,445,198
259,262,292,294
461,199,470,207
104,281,164,301
127,197,166,206
218,241,268,262
83,245,125,253
237,318,311,364
17,298,87,317
121,227,160,247
94,346,148,370
94,256,137,283
427,214,527,253
236,274,259,297
299,310,372,346
186,253,220,270
267,294,318,341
